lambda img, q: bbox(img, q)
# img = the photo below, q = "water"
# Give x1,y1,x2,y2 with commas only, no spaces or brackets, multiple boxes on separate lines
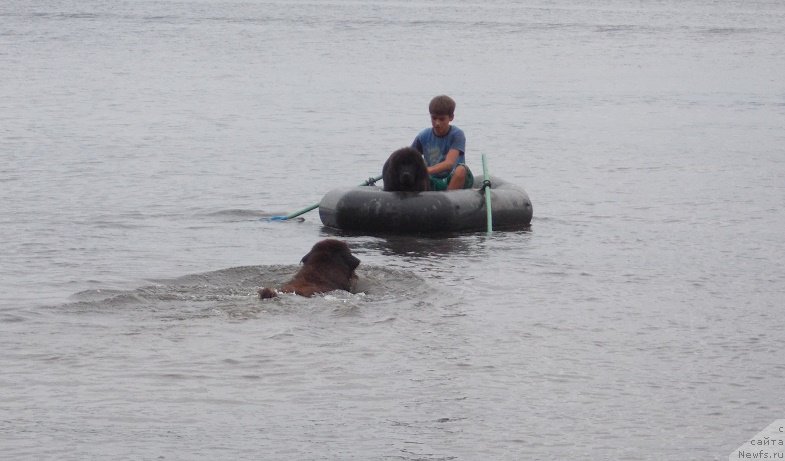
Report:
2,1,784,459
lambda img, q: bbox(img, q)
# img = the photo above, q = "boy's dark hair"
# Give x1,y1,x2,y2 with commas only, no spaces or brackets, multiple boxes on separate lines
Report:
429,95,456,117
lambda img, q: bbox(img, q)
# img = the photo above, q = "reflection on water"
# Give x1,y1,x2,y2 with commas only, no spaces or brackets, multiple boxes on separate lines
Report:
372,234,479,257
323,223,533,260
322,228,505,257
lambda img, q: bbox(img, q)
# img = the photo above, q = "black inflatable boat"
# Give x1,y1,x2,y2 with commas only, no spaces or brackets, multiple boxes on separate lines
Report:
319,176,532,234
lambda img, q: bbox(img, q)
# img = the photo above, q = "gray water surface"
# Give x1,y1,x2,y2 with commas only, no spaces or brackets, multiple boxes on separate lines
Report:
2,1,784,459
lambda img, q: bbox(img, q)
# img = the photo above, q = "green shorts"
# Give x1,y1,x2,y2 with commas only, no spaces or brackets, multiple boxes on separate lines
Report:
430,165,474,191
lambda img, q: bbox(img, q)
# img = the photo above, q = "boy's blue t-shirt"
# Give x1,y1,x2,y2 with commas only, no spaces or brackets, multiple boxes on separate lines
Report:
411,126,466,178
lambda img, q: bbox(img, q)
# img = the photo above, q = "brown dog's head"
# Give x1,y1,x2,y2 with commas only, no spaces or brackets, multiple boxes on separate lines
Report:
300,239,360,274
383,147,430,192
259,239,361,299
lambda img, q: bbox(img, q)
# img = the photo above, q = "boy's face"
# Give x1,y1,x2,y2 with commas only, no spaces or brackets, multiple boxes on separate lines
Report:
430,114,453,137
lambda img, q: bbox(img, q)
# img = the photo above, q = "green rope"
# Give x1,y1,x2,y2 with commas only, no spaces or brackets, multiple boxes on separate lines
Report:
481,154,493,234
269,174,382,221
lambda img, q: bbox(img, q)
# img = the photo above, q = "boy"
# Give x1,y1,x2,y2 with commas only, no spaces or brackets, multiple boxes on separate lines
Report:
411,95,474,191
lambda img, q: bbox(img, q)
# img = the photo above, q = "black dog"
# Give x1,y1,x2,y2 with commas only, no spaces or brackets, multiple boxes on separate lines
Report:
382,147,430,192
258,239,360,299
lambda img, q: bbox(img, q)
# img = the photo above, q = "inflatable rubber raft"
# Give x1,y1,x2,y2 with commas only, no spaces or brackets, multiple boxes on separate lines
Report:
319,176,532,234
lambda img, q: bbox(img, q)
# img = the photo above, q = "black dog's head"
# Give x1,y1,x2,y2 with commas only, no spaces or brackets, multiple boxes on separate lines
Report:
383,147,430,192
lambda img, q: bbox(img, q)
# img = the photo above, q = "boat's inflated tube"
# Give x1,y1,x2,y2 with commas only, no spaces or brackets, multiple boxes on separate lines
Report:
319,176,532,234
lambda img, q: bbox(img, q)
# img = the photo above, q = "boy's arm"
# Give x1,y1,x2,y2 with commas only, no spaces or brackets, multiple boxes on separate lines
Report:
427,148,461,175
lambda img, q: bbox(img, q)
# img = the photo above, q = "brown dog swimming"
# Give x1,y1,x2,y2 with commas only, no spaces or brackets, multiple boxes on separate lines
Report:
382,147,430,192
258,239,360,299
